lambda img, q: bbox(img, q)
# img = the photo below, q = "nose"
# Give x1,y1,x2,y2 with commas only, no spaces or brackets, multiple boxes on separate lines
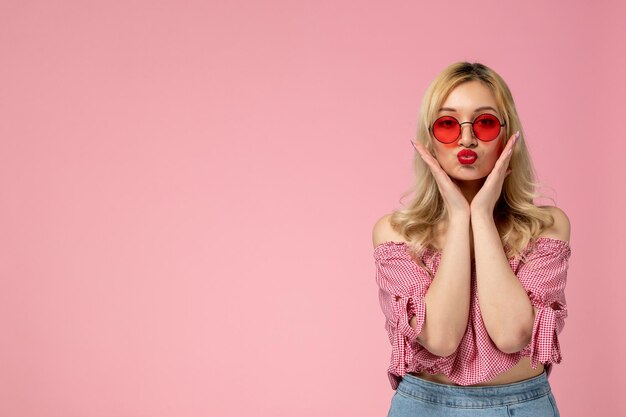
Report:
458,122,477,147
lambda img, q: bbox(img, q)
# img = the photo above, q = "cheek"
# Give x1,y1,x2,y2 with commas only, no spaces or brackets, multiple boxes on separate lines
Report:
485,142,504,168
488,139,506,163
434,143,457,164
496,138,506,155
435,142,456,158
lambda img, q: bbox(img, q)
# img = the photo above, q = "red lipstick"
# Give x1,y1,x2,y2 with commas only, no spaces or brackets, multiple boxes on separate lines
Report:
457,149,477,165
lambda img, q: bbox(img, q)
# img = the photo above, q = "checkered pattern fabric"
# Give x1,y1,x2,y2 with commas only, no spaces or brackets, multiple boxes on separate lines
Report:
374,237,571,389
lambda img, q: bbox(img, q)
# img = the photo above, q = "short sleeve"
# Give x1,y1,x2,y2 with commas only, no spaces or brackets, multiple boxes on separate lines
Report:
515,238,571,369
374,242,433,377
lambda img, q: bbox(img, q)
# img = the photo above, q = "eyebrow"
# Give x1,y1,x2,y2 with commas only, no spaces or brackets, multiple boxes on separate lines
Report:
438,106,499,114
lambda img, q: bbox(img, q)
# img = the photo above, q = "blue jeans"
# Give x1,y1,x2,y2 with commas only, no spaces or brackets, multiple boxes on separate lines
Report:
387,370,560,416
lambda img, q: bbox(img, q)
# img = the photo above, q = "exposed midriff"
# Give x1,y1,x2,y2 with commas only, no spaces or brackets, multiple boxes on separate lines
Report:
409,357,544,386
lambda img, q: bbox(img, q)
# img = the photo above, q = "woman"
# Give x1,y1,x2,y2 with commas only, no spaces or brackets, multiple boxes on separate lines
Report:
372,62,571,416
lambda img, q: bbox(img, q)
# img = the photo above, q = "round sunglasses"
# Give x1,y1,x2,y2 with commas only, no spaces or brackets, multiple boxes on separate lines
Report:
430,113,506,144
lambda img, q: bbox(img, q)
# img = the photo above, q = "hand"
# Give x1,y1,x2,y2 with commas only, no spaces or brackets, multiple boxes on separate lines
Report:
412,140,470,218
470,131,519,216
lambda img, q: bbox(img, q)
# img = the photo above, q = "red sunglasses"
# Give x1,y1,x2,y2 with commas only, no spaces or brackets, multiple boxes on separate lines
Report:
430,113,506,144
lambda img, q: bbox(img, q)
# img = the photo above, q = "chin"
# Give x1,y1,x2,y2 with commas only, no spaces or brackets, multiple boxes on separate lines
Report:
449,168,488,182
453,177,488,184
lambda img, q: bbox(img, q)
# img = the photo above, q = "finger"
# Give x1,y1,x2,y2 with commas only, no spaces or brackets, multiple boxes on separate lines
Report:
498,152,514,175
506,131,520,152
506,133,518,160
494,132,518,169
493,151,512,172
412,140,432,160
498,132,517,161
488,154,513,184
412,141,441,169
412,140,459,187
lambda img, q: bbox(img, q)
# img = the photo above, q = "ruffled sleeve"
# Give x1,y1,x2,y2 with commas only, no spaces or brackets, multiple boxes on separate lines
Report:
515,238,571,369
374,242,434,381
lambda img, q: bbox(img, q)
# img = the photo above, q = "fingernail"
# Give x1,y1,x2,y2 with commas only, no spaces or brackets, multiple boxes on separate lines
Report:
515,131,520,141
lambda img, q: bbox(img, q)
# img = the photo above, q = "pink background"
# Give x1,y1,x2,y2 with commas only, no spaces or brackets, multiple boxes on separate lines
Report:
1,1,624,416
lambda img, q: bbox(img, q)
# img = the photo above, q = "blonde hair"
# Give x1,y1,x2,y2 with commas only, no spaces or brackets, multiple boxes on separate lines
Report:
390,62,556,273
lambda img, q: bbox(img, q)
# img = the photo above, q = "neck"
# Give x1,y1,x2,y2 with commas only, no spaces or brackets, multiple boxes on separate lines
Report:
452,177,486,204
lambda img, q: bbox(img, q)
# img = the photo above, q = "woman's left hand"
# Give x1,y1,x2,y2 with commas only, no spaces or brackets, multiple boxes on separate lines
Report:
470,131,519,216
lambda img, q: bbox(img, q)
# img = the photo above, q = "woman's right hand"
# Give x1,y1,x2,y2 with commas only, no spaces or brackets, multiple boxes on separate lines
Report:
411,140,470,218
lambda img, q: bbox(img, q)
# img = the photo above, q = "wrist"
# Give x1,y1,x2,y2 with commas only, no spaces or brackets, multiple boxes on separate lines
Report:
448,210,471,222
470,210,494,222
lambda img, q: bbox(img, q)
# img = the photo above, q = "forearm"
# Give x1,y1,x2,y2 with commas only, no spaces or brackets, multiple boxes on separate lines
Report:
471,211,534,353
416,214,471,356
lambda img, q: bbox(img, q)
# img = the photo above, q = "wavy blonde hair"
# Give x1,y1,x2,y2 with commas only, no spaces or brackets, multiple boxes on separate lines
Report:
390,62,556,272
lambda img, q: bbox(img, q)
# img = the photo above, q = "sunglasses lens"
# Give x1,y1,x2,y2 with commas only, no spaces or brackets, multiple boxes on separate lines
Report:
432,116,459,143
473,114,501,141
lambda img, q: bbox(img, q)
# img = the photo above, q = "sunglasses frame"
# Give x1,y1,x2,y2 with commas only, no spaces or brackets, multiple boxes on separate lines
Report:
429,113,506,144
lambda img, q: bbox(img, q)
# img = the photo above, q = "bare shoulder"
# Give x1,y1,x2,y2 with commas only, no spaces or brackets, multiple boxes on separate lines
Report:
538,206,571,242
372,213,408,248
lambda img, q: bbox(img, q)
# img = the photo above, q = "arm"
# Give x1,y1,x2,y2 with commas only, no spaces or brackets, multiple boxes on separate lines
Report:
471,212,534,353
373,213,471,356
471,206,571,353
417,214,471,356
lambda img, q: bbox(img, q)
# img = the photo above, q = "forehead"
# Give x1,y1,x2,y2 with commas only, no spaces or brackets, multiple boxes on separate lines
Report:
439,80,498,113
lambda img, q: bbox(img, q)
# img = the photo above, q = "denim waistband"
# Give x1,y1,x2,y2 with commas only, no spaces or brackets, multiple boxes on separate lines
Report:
397,371,552,408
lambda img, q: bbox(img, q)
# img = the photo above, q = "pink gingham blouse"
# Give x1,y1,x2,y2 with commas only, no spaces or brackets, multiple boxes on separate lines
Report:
374,237,571,389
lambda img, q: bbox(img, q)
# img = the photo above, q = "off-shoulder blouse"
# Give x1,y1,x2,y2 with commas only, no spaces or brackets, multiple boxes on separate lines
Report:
374,237,571,390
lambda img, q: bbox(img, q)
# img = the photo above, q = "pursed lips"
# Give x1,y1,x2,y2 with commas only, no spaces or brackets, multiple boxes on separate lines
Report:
457,150,478,158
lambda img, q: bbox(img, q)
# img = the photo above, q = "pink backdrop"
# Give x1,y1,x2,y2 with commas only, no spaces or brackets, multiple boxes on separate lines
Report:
1,1,624,416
